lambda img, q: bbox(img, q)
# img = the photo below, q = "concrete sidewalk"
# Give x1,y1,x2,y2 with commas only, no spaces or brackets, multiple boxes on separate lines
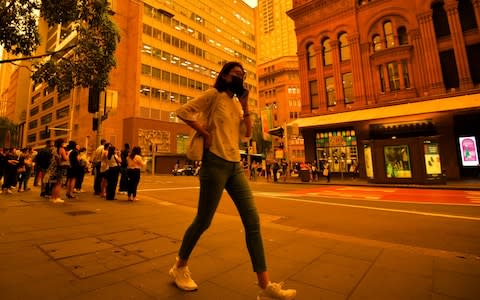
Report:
1,182,479,300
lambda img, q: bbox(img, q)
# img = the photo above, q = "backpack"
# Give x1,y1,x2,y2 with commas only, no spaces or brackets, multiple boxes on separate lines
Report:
35,148,53,169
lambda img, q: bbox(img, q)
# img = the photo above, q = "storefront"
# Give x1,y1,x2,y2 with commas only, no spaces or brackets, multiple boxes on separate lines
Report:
315,128,358,174
291,94,480,184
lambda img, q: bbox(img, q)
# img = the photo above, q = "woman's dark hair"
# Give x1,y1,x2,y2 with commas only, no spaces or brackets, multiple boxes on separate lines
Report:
54,138,65,149
67,140,77,151
129,146,141,159
108,146,115,159
213,61,244,92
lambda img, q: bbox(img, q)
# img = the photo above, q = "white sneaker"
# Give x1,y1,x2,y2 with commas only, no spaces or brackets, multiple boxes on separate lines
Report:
257,282,296,300
51,198,64,203
169,263,198,291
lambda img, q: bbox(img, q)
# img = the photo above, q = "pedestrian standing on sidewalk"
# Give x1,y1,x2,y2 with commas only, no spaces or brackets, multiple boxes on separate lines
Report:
50,138,69,203
126,146,145,201
118,143,130,194
169,61,296,300
92,139,106,195
323,160,330,183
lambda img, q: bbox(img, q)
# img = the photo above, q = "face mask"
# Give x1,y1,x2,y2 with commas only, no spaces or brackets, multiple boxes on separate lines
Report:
229,76,245,96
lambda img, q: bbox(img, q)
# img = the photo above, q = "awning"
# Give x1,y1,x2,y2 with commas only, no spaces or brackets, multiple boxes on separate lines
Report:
288,93,480,128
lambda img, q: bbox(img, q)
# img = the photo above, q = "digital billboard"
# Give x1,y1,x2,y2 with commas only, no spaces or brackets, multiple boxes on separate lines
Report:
459,136,479,167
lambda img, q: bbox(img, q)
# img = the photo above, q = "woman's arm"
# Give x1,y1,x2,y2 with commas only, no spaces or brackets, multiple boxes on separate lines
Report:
239,90,252,137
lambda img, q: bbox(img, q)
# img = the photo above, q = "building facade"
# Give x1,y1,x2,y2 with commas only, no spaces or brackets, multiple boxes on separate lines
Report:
257,56,304,161
256,0,303,162
288,0,480,183
5,0,257,173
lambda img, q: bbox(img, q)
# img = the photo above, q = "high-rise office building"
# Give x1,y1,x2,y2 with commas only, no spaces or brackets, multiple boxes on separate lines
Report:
257,0,297,63
2,0,257,173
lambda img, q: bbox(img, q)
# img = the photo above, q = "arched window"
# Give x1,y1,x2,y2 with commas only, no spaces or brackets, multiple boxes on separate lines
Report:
383,21,395,48
322,38,332,66
373,34,382,51
432,1,451,38
338,33,351,61
458,0,478,31
397,26,408,45
306,43,316,70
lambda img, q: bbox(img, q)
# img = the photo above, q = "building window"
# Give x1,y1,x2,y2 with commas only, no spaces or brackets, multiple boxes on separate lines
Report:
141,64,151,75
27,133,36,143
387,62,400,91
458,0,478,31
383,21,395,48
28,120,38,129
309,80,319,109
56,106,69,119
342,73,353,104
176,134,189,154
339,33,351,61
325,77,336,106
397,26,408,45
384,145,412,178
432,1,450,38
439,50,460,89
322,38,332,66
307,43,316,70
466,43,480,84
373,34,382,51
42,98,54,110
30,106,39,117
401,60,410,88
378,65,386,92
40,113,52,125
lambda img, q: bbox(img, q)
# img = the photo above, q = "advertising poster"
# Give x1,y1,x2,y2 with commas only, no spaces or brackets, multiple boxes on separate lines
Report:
459,136,479,167
364,146,374,178
424,143,442,175
260,109,273,141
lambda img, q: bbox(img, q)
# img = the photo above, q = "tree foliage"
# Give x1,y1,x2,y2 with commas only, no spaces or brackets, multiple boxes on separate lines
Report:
0,0,120,93
0,0,41,56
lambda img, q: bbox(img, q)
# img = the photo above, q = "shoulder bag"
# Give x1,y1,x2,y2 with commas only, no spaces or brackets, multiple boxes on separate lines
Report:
186,90,220,161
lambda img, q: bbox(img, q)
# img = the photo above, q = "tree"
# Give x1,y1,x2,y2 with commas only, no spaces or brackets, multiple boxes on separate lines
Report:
0,0,120,93
0,117,19,148
251,115,272,157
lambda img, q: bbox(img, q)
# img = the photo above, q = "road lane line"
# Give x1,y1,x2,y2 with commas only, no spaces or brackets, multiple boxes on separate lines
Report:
138,187,199,192
255,194,480,221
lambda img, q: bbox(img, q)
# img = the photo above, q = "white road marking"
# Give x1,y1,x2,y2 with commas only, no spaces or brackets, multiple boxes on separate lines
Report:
254,193,480,221
337,187,396,193
138,187,199,192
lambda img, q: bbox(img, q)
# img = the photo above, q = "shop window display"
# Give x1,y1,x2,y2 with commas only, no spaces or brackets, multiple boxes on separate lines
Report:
384,145,412,178
316,130,358,173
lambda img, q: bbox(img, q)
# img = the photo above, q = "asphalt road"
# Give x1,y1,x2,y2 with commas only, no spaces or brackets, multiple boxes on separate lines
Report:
138,175,480,258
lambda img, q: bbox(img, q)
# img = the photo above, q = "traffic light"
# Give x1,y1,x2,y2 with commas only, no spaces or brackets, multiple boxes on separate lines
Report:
44,126,49,135
88,86,100,113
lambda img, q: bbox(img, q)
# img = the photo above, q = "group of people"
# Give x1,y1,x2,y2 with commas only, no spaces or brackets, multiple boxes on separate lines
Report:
1,138,146,204
0,147,35,193
91,140,145,202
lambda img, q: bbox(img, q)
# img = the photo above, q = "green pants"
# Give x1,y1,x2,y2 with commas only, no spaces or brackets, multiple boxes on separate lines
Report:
179,151,267,272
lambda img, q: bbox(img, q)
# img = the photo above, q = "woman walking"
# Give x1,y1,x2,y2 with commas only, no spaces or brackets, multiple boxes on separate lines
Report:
169,62,296,299
126,146,145,201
